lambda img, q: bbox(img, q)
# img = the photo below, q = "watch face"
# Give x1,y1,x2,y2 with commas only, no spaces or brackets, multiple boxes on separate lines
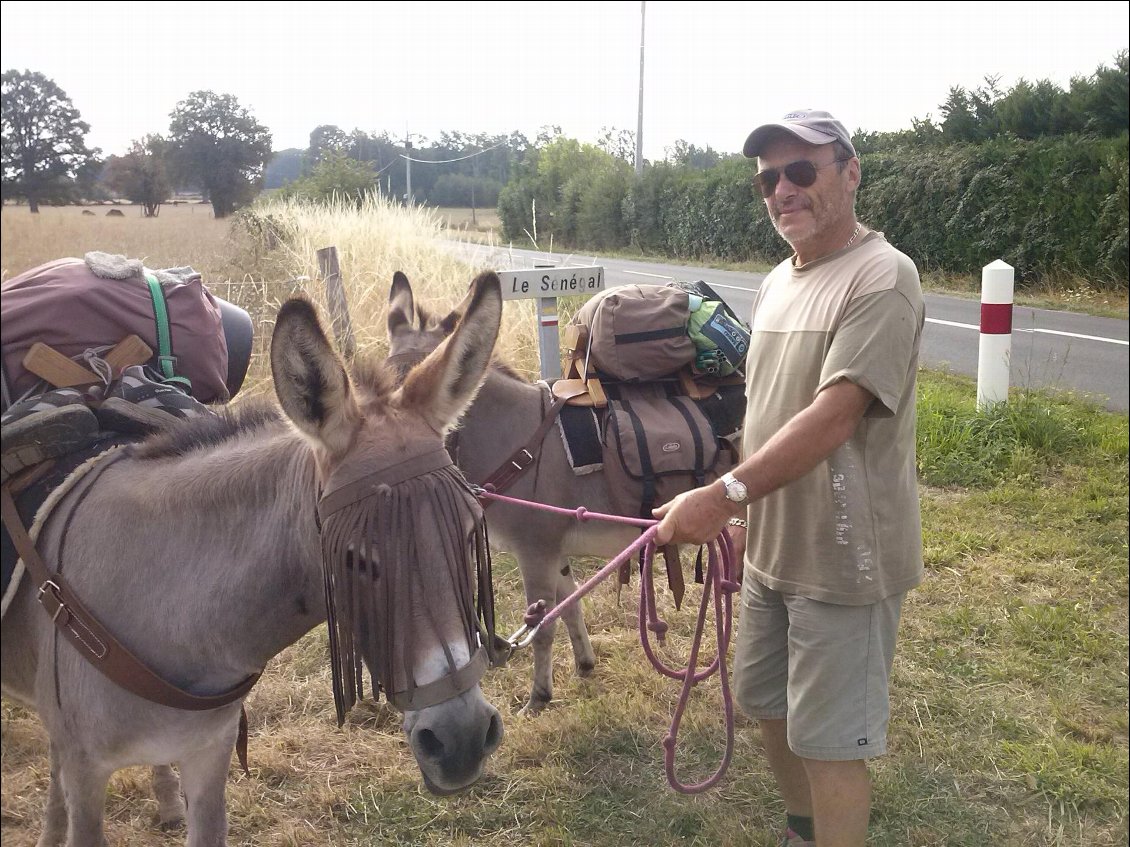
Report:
724,475,747,502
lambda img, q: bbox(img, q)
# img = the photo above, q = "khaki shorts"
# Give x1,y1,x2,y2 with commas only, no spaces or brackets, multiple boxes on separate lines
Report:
732,577,904,761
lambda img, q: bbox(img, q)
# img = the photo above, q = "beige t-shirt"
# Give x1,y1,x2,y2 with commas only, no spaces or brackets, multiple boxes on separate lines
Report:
741,231,925,605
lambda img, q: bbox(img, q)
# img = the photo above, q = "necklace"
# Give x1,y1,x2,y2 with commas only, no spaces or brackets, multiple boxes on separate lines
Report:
844,222,862,250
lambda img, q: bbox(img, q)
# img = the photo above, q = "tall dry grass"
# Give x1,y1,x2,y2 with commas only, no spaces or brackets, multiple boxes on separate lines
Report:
2,198,545,400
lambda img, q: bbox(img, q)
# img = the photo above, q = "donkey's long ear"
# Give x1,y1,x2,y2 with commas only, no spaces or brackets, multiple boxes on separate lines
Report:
272,296,361,456
399,271,502,433
439,279,478,336
388,271,415,336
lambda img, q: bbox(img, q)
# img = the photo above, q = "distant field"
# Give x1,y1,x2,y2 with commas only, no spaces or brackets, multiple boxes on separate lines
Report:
431,205,503,243
1,203,231,284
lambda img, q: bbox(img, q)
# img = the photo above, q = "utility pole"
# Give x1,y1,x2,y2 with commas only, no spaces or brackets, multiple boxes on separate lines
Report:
635,1,645,177
404,134,413,206
470,146,478,227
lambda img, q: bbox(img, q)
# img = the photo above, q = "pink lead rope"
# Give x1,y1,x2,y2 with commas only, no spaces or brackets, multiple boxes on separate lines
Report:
474,485,741,794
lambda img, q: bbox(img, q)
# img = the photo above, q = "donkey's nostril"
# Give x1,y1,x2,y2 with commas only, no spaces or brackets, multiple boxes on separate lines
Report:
484,712,503,753
416,728,444,759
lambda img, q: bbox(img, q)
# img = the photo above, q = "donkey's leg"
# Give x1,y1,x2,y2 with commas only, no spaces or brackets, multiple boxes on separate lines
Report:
515,548,562,715
178,734,234,847
36,744,68,847
53,745,112,847
152,764,186,830
555,557,595,677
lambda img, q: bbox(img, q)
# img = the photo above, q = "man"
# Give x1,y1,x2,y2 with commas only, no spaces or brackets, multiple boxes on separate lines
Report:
654,110,925,847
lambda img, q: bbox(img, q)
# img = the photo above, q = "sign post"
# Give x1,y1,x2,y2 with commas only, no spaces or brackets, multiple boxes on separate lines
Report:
976,259,1014,410
495,265,605,379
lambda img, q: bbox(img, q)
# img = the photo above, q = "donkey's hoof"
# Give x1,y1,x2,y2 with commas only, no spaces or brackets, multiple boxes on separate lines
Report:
158,815,186,831
516,695,550,717
576,657,596,677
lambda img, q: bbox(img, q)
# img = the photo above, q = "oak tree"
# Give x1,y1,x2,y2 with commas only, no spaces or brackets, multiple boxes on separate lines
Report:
1,69,99,212
168,91,272,218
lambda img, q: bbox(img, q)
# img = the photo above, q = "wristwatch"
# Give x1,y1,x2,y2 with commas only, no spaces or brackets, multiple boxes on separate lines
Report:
719,472,749,504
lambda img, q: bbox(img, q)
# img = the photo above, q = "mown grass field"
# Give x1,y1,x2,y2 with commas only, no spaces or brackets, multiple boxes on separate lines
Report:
1,199,1126,846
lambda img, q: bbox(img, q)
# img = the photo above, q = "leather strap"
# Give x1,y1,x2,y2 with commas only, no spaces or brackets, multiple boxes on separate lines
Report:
318,449,453,522
386,647,489,711
477,381,588,499
0,482,260,712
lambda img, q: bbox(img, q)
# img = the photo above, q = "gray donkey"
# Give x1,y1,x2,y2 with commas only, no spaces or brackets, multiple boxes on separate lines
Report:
1,274,506,846
388,272,642,715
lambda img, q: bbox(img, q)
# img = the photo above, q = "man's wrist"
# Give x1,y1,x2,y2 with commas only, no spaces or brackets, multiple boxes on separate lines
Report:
719,471,749,505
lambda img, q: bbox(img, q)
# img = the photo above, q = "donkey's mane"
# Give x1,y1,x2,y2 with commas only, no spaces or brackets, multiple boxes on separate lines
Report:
349,355,397,400
134,401,282,460
135,356,397,462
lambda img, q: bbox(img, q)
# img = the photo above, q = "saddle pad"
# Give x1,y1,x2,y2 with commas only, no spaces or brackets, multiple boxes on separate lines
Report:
556,403,603,475
1,436,132,620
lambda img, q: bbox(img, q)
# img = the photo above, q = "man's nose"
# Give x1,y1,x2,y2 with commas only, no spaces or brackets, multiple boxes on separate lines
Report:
773,172,800,199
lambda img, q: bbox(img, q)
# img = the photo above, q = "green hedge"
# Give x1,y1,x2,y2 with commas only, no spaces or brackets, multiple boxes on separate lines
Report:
498,134,1128,289
857,135,1128,284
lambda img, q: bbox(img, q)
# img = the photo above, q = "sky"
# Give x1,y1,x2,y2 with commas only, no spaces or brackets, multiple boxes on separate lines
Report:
1,1,1127,163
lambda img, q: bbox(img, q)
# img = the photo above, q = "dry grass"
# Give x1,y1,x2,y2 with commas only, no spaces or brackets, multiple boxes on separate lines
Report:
2,199,1125,846
1,203,238,284
433,206,503,245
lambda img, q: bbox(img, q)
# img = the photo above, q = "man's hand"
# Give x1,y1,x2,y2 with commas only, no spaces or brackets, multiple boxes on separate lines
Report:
653,483,736,546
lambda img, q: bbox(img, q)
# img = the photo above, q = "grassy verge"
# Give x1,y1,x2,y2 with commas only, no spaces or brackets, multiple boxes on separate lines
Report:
1,199,1126,846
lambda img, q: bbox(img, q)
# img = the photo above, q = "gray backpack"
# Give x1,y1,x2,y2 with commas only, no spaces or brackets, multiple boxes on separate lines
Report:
571,285,696,381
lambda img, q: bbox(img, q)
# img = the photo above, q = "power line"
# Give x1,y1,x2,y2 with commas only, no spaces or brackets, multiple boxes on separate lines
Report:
398,140,508,164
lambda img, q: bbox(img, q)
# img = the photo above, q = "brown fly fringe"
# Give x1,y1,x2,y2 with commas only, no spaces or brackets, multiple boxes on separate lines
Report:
320,463,495,723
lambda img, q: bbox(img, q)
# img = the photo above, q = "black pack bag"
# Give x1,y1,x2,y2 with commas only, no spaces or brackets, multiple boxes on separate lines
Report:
601,382,737,519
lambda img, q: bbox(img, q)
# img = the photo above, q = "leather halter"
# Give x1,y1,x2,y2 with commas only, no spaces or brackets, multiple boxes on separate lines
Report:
317,447,501,718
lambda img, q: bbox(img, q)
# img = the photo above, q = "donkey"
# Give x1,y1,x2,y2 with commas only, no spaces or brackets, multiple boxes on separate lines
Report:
1,272,506,846
387,272,641,715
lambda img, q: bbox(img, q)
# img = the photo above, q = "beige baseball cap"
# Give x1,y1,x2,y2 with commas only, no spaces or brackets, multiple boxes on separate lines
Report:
743,109,857,159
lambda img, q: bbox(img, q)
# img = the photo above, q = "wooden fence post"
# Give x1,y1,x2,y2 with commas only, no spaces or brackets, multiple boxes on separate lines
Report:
316,246,356,359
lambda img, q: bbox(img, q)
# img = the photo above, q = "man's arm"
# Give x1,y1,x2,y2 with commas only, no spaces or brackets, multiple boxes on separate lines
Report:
653,378,874,546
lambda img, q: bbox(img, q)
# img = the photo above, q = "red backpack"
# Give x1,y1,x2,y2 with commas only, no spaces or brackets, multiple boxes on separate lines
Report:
1,255,252,410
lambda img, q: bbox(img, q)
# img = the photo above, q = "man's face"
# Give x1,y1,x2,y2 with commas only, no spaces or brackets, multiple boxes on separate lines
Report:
757,135,859,253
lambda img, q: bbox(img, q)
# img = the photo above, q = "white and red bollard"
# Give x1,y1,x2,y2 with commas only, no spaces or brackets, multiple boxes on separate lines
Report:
976,259,1015,409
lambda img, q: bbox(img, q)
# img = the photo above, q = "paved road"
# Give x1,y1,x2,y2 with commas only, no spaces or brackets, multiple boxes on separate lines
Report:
449,242,1130,412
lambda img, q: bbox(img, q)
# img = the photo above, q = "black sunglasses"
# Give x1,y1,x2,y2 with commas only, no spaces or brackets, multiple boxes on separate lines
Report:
754,158,851,198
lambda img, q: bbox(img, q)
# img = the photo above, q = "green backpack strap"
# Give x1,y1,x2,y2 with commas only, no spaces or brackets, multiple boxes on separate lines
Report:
143,273,193,392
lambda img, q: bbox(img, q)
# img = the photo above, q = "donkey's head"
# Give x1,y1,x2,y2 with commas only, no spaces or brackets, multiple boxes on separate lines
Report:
270,271,504,794
386,270,476,376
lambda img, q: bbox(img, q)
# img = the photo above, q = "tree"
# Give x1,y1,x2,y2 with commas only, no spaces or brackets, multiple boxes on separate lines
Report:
103,135,173,216
168,91,272,218
597,126,637,166
1,69,99,212
666,139,723,170
278,152,377,204
306,124,350,170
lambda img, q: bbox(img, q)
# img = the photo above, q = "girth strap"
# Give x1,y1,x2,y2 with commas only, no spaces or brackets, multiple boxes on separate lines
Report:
0,480,260,713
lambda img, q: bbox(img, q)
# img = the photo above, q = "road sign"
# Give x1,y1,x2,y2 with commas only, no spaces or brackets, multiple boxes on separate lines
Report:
497,266,605,301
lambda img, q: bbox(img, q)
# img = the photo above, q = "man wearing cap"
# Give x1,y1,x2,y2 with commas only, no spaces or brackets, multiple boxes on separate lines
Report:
654,110,925,846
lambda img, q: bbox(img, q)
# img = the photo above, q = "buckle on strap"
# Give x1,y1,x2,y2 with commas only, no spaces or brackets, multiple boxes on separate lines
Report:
37,580,68,623
510,448,534,471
